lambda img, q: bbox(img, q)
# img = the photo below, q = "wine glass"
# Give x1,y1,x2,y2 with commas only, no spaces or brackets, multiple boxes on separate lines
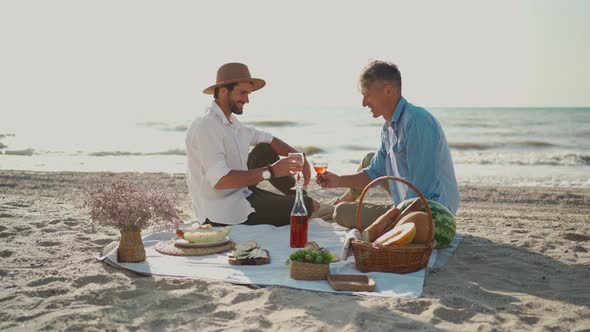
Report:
288,152,305,188
312,155,328,190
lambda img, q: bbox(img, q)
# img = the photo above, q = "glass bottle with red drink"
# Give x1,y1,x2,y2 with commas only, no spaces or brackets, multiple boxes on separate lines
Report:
290,182,308,248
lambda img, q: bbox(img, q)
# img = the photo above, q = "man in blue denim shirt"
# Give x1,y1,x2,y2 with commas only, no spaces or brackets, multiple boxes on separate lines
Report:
317,60,460,228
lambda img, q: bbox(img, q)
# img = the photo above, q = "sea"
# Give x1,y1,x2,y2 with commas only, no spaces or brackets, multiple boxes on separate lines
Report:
1,106,589,188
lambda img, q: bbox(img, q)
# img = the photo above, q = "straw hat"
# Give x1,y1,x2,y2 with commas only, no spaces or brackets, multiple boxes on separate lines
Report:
203,63,266,94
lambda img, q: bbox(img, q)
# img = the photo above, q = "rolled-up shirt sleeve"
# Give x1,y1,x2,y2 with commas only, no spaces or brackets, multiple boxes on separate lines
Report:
363,142,387,180
248,126,273,146
193,120,232,188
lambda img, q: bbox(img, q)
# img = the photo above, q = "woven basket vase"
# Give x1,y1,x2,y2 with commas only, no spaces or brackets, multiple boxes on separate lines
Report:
118,228,146,263
351,176,436,274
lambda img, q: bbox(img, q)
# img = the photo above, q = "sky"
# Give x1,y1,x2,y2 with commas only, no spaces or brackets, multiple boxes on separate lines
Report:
1,0,589,126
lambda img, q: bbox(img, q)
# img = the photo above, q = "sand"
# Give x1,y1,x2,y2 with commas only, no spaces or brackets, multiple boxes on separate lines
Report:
1,170,589,331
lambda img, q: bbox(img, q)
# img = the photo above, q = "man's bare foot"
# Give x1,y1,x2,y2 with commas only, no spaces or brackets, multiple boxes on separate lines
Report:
312,199,320,211
310,200,335,220
330,190,357,205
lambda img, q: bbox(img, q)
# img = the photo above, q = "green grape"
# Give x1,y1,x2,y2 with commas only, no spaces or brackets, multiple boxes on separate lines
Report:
318,250,334,264
314,255,324,264
291,247,336,264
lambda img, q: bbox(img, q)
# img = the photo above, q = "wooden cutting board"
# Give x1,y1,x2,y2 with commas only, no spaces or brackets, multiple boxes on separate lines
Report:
228,249,270,265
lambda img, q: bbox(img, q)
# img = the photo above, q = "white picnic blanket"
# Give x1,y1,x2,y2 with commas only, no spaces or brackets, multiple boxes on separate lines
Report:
99,219,462,298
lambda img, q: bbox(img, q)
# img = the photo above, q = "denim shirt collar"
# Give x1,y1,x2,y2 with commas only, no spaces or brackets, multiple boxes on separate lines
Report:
390,97,407,127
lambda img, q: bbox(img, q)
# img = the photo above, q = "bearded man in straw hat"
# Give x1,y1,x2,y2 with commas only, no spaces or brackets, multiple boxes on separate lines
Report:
185,63,334,226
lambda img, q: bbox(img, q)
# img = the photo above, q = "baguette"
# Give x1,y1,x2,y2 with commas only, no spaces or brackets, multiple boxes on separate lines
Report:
381,198,422,234
361,207,401,242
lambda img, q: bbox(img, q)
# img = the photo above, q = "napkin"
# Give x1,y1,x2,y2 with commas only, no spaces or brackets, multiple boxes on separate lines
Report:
340,228,361,261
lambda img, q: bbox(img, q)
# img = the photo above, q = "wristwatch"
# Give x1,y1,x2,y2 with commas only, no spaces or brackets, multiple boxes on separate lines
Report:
261,166,272,180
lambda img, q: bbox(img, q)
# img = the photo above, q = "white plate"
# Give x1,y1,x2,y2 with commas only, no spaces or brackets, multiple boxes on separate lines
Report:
174,236,231,248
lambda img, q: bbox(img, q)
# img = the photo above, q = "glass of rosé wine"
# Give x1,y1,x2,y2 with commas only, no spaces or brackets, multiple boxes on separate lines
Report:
312,155,328,190
288,152,305,188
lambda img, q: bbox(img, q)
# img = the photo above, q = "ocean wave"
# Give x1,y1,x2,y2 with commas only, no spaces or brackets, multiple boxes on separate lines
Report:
450,143,494,150
575,154,590,165
293,145,325,156
89,149,186,157
341,145,374,151
90,151,138,157
3,148,35,156
147,149,186,156
451,122,497,128
138,120,304,131
158,125,187,132
0,133,15,139
0,142,6,149
458,174,590,189
137,121,168,127
455,151,590,167
450,140,556,150
243,120,301,127
137,122,188,132
513,140,555,148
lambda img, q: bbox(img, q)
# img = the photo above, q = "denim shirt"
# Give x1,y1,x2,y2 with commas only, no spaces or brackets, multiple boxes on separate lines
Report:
363,97,460,215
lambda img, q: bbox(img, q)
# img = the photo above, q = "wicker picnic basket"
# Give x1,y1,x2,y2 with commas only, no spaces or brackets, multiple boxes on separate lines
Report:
351,176,435,274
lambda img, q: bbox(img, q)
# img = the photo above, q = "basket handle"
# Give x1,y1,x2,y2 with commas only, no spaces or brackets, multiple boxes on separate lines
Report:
355,176,434,247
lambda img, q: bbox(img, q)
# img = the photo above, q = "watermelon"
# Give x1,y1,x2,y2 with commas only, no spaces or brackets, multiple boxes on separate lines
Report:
396,198,456,249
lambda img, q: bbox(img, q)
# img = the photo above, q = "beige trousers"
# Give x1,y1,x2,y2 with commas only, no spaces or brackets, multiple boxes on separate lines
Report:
333,152,394,229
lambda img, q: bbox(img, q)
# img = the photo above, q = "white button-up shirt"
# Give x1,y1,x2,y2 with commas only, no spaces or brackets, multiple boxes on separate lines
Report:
185,101,273,224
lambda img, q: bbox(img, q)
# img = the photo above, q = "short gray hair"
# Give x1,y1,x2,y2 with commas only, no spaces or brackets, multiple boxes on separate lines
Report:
359,60,402,90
